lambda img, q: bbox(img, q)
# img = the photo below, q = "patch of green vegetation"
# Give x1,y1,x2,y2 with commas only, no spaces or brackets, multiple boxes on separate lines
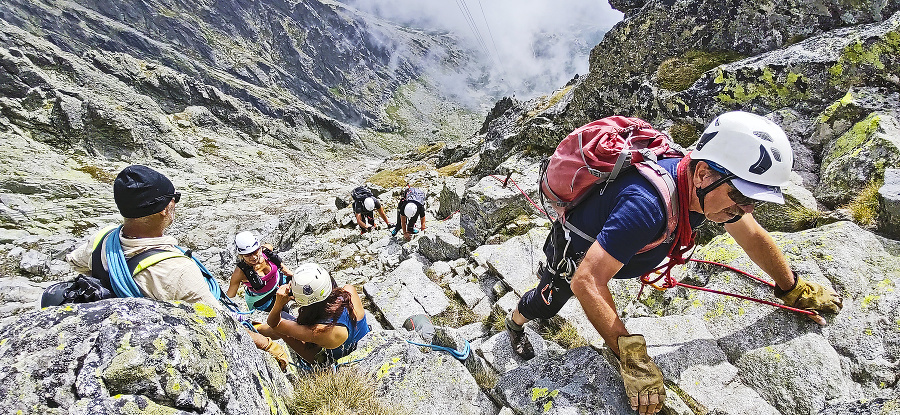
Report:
158,7,178,18
714,67,810,107
416,142,445,156
473,364,498,390
822,114,881,170
368,165,427,188
526,85,574,118
668,123,699,148
784,34,810,46
842,179,882,226
76,165,116,184
483,307,507,333
334,256,361,272
786,203,826,231
657,50,745,91
437,161,466,177
328,86,345,99
289,367,405,415
69,220,96,237
540,316,588,350
828,30,900,87
198,136,220,156
818,90,855,124
431,286,478,328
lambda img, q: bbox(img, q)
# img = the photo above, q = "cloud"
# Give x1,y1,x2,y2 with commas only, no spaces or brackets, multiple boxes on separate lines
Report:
338,0,623,101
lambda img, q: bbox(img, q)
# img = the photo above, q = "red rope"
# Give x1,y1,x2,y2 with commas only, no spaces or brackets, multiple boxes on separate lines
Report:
488,174,550,217
439,210,459,221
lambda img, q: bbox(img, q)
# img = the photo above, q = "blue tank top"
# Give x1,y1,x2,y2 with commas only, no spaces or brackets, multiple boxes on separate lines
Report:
563,157,706,279
321,308,370,360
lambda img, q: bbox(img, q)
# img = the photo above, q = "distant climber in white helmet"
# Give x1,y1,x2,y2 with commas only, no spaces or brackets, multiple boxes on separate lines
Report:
506,112,843,415
391,186,427,241
350,185,392,234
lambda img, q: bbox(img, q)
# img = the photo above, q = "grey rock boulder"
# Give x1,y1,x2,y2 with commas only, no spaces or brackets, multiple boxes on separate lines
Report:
363,257,450,329
474,228,546,296
343,330,498,415
494,346,633,415
660,221,900,411
878,168,900,237
817,112,900,207
0,298,292,415
460,175,532,248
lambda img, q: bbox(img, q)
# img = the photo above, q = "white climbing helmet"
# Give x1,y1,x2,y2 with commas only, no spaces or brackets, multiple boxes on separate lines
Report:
363,197,376,212
692,111,794,204
235,231,261,255
403,201,418,218
291,263,333,306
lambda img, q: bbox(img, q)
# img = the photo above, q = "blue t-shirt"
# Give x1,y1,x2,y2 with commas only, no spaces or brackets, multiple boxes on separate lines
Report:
562,157,705,279
321,307,370,360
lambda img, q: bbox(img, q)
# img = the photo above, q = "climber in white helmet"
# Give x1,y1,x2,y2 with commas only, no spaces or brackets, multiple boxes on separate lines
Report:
391,186,427,241
506,111,843,415
351,186,392,234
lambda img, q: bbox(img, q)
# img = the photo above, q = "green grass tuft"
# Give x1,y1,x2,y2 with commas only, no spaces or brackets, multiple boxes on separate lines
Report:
288,368,406,415
540,316,588,350
431,286,479,328
368,165,427,188
76,165,116,184
844,180,883,225
657,50,744,92
483,307,507,333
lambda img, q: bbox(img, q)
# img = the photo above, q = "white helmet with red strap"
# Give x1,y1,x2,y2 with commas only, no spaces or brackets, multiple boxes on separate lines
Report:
692,111,793,203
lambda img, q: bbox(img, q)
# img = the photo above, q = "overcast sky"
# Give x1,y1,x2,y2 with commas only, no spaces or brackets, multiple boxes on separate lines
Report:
339,0,623,101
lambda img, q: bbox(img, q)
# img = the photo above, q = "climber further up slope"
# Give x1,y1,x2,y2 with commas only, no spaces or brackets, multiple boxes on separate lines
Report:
506,112,843,414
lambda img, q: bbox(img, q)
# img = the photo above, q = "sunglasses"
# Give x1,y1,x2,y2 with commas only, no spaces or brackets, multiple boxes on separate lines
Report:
726,184,759,207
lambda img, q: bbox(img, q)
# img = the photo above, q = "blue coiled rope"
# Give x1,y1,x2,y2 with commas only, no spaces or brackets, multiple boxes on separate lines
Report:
406,339,471,361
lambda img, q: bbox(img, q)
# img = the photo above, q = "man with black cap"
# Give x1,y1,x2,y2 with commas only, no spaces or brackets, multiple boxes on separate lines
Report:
66,164,289,370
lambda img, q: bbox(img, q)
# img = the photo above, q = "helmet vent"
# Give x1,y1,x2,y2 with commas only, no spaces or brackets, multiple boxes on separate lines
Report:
771,147,781,162
754,131,773,142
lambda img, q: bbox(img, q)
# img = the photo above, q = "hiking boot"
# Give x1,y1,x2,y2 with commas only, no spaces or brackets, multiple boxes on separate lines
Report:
506,318,535,360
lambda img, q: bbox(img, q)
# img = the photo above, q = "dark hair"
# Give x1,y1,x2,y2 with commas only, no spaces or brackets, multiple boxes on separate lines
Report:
295,277,357,329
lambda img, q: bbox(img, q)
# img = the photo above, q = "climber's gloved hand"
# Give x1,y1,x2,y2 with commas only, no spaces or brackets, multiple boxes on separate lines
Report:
617,334,665,415
775,275,843,314
263,337,289,371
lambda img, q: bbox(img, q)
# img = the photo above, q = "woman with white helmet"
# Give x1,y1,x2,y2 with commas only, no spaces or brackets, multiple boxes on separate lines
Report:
266,263,370,365
391,186,427,240
227,231,294,313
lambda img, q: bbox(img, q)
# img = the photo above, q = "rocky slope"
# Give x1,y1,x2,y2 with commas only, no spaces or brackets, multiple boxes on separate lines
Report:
1,0,900,415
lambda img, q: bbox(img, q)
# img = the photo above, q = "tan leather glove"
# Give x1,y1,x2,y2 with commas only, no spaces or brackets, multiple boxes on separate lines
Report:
775,276,843,314
618,335,665,415
263,337,289,371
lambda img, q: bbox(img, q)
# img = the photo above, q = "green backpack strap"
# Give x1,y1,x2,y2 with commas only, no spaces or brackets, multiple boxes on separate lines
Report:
126,248,185,276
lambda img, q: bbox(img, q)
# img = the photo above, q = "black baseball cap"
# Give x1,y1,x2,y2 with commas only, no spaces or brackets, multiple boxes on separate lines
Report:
113,165,178,218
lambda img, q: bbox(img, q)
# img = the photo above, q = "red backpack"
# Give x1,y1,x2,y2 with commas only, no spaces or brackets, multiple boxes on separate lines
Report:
539,116,685,253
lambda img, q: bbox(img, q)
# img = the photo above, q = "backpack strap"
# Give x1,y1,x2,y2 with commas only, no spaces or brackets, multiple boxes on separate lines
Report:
90,225,119,290
635,162,679,253
126,248,185,276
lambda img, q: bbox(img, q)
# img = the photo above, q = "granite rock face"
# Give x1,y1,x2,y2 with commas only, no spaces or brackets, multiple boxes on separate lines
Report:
0,299,292,415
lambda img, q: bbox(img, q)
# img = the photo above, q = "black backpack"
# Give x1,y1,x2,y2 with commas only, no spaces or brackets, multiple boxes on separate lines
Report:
236,246,285,290
351,186,374,202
